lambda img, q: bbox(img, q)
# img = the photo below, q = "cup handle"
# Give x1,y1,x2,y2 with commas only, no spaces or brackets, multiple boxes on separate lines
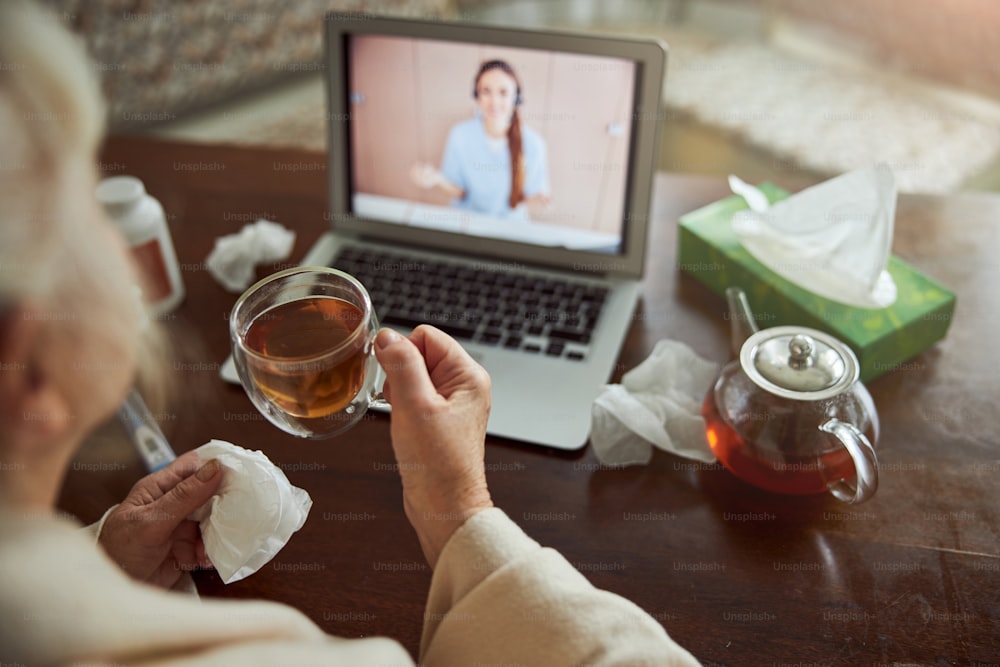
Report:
369,355,391,410
819,418,879,504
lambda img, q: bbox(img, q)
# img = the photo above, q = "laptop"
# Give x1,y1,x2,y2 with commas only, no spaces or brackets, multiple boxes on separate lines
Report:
222,15,667,450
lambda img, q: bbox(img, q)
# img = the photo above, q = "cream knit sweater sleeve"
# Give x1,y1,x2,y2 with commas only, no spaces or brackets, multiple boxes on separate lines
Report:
2,507,698,665
421,508,701,666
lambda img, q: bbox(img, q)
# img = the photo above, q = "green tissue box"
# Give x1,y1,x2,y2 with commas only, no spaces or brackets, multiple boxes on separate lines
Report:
677,184,955,382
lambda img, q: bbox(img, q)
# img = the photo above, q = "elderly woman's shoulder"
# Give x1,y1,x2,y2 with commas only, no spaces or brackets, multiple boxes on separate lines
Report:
0,507,113,601
0,505,83,542
0,506,414,665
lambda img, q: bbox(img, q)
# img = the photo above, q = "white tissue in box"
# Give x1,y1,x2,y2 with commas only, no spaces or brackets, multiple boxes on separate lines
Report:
730,164,897,309
191,440,312,584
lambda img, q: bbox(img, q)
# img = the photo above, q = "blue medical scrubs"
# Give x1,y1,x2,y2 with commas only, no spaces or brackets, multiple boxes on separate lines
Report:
439,117,549,220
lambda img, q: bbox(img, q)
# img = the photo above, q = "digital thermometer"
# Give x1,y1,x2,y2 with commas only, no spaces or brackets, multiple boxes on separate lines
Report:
118,389,176,472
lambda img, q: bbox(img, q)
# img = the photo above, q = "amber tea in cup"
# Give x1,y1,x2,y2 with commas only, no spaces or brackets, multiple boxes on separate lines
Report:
230,267,385,438
244,296,366,417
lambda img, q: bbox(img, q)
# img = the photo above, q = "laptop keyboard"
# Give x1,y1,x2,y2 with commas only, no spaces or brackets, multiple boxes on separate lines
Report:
332,246,608,361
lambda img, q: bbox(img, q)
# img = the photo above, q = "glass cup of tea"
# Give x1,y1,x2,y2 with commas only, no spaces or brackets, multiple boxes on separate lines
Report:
229,266,387,438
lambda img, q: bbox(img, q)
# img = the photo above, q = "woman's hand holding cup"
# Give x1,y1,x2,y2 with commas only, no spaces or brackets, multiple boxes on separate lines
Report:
374,325,494,568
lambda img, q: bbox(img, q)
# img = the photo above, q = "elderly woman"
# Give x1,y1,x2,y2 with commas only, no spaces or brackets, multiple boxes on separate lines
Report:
0,2,699,665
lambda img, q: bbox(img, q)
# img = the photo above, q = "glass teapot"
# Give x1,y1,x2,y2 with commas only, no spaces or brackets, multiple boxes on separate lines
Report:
703,288,880,504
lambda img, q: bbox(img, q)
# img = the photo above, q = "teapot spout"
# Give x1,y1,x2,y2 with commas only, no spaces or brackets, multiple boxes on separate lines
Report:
726,287,759,357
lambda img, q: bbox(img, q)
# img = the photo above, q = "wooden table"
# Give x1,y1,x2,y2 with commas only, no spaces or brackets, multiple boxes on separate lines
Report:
60,136,999,665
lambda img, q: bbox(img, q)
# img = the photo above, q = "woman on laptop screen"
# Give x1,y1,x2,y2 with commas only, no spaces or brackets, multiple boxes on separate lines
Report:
410,59,551,221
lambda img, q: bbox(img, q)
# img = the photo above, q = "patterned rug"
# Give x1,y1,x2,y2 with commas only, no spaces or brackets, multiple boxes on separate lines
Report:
665,41,1000,194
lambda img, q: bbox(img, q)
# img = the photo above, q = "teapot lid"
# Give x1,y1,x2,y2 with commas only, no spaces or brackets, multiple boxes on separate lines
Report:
740,326,860,401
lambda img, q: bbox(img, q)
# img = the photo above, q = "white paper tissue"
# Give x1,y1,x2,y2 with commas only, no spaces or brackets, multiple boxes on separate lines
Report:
591,340,719,466
729,164,897,309
205,219,296,293
191,440,312,584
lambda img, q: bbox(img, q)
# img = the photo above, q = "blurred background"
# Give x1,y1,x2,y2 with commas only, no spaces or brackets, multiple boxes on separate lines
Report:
42,0,1000,193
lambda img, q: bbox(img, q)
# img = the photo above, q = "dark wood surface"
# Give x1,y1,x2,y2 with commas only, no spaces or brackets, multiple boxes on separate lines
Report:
60,135,999,665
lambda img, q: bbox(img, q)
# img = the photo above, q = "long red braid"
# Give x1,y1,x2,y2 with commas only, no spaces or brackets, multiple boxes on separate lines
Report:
475,60,524,209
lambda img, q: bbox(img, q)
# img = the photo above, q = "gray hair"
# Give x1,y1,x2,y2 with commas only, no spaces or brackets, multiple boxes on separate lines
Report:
0,0,106,303
0,1,173,409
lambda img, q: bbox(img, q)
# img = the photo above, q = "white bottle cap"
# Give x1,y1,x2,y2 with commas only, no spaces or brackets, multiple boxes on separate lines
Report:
95,175,145,216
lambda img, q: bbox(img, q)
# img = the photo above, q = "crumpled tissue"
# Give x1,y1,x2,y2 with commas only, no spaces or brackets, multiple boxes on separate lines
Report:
728,163,897,309
191,439,312,584
590,339,719,466
205,219,296,292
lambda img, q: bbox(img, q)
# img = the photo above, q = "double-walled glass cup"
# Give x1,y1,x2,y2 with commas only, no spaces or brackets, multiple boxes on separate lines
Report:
230,267,386,438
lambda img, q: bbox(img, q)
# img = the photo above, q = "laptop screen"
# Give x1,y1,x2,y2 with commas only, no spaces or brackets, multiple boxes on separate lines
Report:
325,17,666,277
348,33,635,254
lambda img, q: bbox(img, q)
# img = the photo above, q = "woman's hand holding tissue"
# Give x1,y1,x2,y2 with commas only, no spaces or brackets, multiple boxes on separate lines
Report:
98,451,222,589
374,325,494,568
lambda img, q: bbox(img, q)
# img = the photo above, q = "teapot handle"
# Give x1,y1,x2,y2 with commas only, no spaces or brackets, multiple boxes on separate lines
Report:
819,419,879,504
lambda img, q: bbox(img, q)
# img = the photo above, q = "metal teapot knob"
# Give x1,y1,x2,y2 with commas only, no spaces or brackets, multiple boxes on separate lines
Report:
788,334,814,368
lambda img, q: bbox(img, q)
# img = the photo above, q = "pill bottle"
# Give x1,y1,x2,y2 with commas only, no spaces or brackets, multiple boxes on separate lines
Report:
96,176,185,314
